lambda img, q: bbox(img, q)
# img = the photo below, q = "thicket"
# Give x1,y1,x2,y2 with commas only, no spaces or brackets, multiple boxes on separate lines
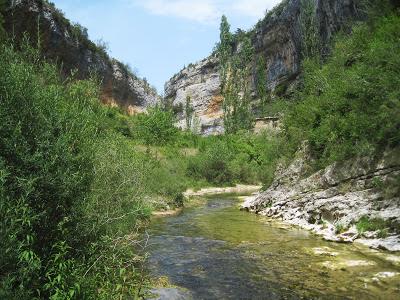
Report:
132,106,178,146
283,9,400,168
0,38,170,298
186,133,281,187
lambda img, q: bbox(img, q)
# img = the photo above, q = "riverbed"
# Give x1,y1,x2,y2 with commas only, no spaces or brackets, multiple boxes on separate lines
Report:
147,195,400,299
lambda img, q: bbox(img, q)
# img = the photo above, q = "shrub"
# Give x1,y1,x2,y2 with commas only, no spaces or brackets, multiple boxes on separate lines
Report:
144,154,187,208
284,13,400,169
0,42,149,298
356,216,389,235
185,132,282,187
187,140,235,185
133,106,178,146
0,42,100,298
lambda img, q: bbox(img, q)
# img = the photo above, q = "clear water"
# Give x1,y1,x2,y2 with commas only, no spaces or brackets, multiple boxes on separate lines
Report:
147,196,400,299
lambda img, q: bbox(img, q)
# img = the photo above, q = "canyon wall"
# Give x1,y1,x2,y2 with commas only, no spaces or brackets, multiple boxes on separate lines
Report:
4,0,160,113
165,0,360,135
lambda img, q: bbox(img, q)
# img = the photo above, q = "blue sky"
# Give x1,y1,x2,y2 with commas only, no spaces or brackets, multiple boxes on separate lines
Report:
51,0,281,94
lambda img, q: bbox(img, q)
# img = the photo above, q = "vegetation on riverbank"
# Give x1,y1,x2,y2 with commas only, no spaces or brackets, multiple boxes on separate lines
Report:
283,6,400,170
0,34,275,300
0,40,151,298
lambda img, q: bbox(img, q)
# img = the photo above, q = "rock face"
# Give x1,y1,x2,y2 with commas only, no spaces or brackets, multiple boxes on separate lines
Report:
164,56,223,135
241,145,400,252
164,0,360,134
4,0,160,112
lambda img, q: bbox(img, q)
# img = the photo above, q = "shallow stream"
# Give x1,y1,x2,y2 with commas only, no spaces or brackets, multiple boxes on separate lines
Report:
147,195,400,299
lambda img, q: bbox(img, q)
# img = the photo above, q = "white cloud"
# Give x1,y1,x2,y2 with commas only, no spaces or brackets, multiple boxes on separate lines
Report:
138,0,220,24
232,0,273,18
134,0,281,25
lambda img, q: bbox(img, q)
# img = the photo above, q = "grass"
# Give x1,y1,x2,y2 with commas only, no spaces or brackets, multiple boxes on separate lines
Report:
335,223,348,234
356,216,390,238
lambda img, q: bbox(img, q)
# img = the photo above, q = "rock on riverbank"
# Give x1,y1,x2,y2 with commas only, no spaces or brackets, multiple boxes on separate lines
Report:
184,185,262,197
241,145,400,252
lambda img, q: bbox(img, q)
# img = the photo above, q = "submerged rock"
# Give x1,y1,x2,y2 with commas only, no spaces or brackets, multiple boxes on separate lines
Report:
321,259,376,270
308,247,339,257
146,288,193,300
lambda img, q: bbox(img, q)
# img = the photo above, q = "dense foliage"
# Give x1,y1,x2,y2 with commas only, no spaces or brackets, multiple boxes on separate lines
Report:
187,133,281,187
0,39,159,298
218,16,255,133
0,39,273,298
132,106,178,146
283,12,400,168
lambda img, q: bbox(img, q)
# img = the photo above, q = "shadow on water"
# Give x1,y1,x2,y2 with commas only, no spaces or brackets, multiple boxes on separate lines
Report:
147,196,400,300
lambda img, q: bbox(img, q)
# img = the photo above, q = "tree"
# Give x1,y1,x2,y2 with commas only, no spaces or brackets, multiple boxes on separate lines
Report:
218,17,255,133
233,35,254,132
185,96,194,131
300,0,321,60
134,106,178,146
219,15,233,91
256,56,270,116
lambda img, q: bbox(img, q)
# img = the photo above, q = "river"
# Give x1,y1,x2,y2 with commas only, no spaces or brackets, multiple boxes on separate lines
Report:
146,195,400,299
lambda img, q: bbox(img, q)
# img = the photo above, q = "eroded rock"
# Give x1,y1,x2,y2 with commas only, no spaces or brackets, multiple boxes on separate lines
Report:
242,147,400,251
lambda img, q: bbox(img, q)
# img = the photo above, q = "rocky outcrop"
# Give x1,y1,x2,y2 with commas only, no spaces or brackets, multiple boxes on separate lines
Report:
164,0,360,134
4,0,160,112
165,56,223,135
241,145,400,252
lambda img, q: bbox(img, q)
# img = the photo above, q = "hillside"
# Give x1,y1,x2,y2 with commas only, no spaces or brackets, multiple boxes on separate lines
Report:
4,0,160,113
165,0,361,134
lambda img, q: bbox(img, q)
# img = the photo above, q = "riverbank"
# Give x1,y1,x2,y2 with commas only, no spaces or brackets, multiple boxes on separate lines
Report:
152,185,261,217
184,184,261,197
241,147,400,252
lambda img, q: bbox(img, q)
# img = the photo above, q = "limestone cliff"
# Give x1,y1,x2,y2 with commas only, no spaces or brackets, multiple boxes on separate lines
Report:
165,55,223,135
242,145,400,252
164,0,360,134
4,0,160,112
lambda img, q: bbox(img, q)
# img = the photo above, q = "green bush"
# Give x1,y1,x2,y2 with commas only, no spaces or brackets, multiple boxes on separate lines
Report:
356,217,389,234
185,133,281,187
102,106,133,137
133,106,178,146
0,42,149,299
0,42,99,298
284,13,400,168
187,139,235,185
144,152,187,208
